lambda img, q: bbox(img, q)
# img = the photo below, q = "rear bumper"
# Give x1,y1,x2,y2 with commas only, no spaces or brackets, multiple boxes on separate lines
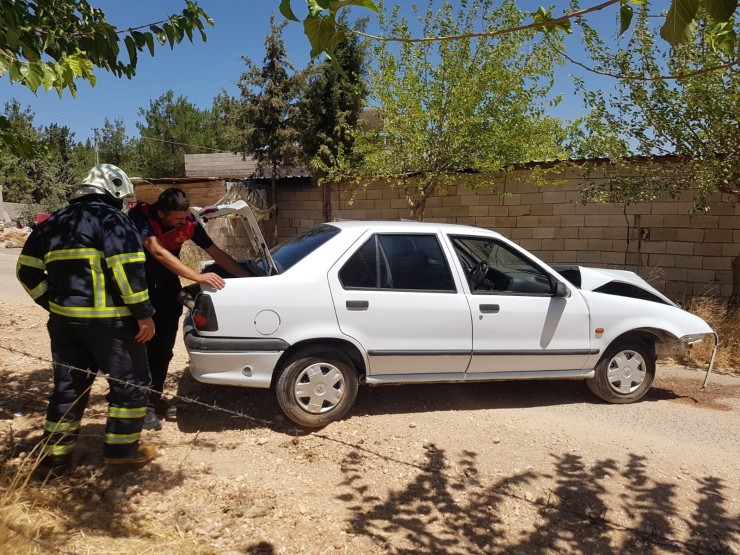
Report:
183,321,288,388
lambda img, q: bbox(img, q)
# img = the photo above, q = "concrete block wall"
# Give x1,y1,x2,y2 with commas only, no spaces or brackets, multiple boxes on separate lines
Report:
185,153,257,178
275,171,739,300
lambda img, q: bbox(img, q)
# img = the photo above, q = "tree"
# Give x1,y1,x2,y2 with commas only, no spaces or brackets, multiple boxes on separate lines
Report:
226,15,303,206
0,101,75,216
0,0,212,154
295,15,368,221
135,91,230,178
574,6,740,303
277,0,738,65
353,0,569,220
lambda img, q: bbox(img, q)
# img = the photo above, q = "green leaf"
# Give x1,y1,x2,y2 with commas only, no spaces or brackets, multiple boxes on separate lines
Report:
304,16,336,58
702,0,737,22
329,0,379,14
41,63,55,91
163,23,176,47
280,0,300,22
620,3,634,36
124,35,138,66
143,32,155,56
307,1,326,17
66,57,84,77
660,0,701,45
24,61,44,92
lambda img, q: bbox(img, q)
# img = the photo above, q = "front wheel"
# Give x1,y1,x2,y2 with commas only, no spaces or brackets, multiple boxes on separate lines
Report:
587,338,655,403
276,351,359,428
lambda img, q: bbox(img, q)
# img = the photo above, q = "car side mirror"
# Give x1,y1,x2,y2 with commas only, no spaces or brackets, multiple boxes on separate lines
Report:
554,280,570,298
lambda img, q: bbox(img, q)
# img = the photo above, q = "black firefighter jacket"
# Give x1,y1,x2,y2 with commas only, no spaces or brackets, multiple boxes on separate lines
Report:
16,195,155,325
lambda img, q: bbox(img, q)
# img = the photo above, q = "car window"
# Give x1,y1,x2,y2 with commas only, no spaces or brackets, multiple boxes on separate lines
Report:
258,224,340,273
339,234,456,292
451,236,553,295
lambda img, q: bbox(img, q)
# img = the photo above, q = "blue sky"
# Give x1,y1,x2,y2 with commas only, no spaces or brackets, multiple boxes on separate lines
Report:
0,0,622,144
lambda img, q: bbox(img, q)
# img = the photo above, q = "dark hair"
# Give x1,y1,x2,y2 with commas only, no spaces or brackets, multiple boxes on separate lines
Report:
154,187,190,213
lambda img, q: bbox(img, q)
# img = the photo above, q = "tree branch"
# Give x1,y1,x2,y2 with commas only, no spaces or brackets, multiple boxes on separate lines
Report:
350,0,621,44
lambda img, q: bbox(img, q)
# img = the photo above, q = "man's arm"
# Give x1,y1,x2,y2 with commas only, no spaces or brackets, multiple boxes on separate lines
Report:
204,244,251,279
142,235,227,289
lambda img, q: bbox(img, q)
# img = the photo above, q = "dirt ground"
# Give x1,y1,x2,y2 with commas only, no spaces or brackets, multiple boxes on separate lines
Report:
1,247,740,554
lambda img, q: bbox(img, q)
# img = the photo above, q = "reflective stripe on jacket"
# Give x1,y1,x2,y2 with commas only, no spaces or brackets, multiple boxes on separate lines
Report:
16,196,155,324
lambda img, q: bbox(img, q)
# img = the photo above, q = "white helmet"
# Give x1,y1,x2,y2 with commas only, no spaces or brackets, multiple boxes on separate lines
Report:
70,164,135,200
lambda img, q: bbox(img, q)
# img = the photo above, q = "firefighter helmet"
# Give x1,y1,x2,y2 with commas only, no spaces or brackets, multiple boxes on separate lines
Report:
70,164,135,201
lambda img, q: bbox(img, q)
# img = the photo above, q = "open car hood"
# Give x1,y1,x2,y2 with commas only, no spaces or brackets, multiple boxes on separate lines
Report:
198,200,278,275
572,266,677,307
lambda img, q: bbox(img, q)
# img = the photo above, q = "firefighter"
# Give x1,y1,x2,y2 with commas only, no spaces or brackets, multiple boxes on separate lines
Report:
16,164,157,469
128,187,249,430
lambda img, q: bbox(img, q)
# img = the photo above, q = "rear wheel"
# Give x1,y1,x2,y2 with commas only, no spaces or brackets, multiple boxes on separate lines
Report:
276,350,359,428
587,338,655,403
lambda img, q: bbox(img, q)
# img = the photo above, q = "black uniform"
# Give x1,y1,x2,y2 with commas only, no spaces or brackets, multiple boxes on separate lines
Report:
16,195,156,461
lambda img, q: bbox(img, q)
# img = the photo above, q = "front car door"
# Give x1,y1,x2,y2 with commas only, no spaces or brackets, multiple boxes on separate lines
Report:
448,235,594,376
329,232,473,378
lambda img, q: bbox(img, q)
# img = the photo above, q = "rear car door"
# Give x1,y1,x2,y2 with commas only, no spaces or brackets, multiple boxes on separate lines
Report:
449,235,593,375
329,233,472,377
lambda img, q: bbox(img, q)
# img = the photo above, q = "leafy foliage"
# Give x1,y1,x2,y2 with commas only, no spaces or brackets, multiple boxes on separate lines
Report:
0,102,76,217
135,91,230,178
0,0,213,155
353,0,569,219
225,16,303,201
574,6,740,209
294,14,368,218
277,0,737,61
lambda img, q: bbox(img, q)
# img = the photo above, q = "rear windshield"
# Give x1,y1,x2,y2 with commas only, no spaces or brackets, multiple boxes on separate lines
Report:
258,224,340,273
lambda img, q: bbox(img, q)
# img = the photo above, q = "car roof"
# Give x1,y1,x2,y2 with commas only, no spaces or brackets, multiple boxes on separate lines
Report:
328,219,503,238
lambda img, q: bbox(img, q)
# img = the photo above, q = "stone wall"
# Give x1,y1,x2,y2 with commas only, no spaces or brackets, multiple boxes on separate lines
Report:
184,153,257,178
274,169,739,300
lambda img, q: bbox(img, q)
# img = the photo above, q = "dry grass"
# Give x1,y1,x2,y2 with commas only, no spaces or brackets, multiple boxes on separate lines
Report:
0,432,217,554
679,296,740,373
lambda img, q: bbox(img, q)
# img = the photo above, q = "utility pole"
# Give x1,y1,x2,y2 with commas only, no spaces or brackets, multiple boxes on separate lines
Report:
93,128,100,165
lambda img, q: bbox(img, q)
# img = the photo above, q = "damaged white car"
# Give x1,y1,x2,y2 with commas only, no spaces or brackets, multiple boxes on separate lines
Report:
180,201,718,428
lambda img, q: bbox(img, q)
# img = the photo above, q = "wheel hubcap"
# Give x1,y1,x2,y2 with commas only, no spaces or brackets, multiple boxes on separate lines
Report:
294,362,345,414
607,349,646,394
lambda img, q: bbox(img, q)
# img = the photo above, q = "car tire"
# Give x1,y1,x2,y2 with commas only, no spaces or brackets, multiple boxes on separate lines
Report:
276,350,359,428
587,337,655,404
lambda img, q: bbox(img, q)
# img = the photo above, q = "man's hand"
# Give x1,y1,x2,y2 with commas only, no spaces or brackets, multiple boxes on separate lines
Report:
197,272,226,290
136,317,156,342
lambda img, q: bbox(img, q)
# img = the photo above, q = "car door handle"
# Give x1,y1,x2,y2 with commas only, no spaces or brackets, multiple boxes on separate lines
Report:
479,304,500,314
346,300,369,311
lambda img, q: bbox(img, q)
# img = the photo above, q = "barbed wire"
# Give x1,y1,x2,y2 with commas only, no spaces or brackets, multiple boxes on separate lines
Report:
0,341,723,552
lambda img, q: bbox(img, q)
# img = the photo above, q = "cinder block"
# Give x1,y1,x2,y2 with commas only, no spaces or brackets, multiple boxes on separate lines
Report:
665,241,694,255
704,229,733,242
517,216,539,227
702,257,731,271
531,204,553,216
560,215,585,227
676,228,704,242
532,227,555,239
508,205,532,217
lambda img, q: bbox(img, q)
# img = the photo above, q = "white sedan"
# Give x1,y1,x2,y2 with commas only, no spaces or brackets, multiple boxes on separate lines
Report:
181,204,717,428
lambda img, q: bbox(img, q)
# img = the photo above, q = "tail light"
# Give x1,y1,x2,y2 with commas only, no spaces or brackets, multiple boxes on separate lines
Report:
192,294,219,332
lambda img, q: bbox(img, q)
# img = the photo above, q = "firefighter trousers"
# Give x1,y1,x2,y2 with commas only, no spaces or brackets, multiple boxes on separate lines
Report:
43,317,151,460
146,287,183,407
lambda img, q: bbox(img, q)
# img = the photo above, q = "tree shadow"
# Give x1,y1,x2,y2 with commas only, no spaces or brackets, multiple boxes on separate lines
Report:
338,446,740,553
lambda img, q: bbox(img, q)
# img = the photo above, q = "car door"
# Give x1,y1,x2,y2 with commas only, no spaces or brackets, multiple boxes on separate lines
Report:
448,235,594,375
329,233,473,377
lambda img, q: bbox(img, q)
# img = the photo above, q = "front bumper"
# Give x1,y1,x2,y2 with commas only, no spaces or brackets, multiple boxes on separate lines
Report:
183,320,288,388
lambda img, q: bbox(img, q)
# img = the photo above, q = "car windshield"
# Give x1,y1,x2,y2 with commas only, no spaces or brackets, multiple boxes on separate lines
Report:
256,224,341,273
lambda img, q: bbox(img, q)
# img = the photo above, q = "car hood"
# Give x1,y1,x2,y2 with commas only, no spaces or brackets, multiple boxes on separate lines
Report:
570,266,677,307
